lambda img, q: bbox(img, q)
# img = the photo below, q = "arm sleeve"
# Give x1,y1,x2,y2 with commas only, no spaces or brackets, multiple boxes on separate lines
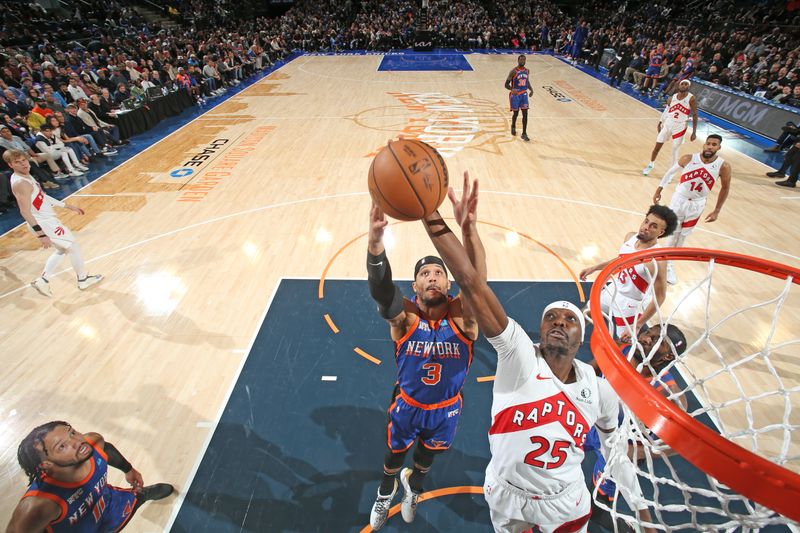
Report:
486,318,539,394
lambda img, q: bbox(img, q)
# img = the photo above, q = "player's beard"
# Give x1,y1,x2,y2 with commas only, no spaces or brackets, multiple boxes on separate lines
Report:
419,290,447,307
702,150,714,159
540,342,570,359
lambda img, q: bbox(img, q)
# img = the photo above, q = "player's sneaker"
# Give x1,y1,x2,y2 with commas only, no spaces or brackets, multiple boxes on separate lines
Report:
521,133,530,142
399,467,420,523
31,276,52,297
138,483,174,502
642,162,655,176
369,480,397,531
77,274,103,290
510,125,516,136
666,261,677,285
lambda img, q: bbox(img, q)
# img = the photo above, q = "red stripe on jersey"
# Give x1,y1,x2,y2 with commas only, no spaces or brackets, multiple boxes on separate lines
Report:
33,187,44,211
489,391,590,447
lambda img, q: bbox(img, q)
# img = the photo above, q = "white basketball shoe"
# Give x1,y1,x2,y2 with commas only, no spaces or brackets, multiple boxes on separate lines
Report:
31,276,52,297
643,162,655,176
399,467,420,523
369,479,397,531
78,274,103,290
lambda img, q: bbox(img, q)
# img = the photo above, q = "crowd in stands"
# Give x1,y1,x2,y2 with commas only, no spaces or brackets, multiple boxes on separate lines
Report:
0,0,798,212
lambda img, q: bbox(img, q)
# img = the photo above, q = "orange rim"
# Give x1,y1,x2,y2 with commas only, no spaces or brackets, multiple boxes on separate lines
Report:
590,247,800,522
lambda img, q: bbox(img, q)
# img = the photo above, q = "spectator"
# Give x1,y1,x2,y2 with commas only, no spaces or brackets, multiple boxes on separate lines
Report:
34,124,86,177
76,99,126,147
0,124,64,183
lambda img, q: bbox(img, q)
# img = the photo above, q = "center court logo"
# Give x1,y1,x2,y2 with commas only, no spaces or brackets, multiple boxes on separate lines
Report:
352,92,513,159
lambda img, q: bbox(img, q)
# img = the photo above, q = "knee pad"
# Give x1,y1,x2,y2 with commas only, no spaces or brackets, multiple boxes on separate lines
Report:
384,450,406,470
412,443,437,470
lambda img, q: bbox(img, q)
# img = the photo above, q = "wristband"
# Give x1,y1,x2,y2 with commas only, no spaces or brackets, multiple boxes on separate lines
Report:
31,224,42,231
37,235,46,239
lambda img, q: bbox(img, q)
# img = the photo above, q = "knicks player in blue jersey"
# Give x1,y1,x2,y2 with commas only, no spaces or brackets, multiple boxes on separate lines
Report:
585,323,687,533
641,42,665,96
367,173,482,530
6,421,173,532
505,54,533,142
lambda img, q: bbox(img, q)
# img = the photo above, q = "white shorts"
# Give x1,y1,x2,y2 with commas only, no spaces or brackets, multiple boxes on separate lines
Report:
669,193,706,236
30,217,75,251
656,123,688,145
599,283,646,338
484,467,591,533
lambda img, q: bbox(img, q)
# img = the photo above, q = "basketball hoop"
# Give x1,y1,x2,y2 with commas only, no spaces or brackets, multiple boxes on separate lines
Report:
589,247,800,530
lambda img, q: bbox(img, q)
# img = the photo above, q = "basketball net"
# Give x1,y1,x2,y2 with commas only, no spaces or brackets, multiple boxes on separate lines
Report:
588,248,800,531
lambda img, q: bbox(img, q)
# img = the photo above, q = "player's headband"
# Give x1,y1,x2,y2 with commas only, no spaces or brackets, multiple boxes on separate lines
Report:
542,301,585,342
679,80,691,88
414,256,447,278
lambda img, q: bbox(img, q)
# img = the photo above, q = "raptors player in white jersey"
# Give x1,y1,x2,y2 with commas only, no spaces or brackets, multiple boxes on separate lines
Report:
421,177,645,532
643,80,698,176
6,149,102,296
653,134,732,284
579,205,677,339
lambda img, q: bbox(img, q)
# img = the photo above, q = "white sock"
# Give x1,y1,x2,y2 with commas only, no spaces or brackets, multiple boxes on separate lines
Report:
44,249,66,279
68,242,87,279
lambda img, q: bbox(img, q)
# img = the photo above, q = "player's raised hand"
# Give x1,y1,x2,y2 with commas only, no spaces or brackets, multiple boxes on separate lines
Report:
448,171,478,232
368,203,388,244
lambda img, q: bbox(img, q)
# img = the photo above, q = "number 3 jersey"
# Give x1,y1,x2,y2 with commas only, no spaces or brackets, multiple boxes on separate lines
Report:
486,318,619,494
395,296,473,408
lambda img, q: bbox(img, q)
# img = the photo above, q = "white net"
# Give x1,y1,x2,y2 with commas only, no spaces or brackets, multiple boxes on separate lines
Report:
590,251,800,532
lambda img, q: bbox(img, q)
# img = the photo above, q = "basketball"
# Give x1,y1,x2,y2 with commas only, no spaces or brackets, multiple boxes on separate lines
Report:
368,139,449,221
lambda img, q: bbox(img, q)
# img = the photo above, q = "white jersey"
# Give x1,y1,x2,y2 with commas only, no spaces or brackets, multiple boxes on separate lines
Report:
662,92,691,130
608,235,658,301
486,319,619,495
675,153,724,200
10,173,59,223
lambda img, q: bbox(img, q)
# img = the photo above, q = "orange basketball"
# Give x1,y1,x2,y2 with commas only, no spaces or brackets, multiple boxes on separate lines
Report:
368,139,449,221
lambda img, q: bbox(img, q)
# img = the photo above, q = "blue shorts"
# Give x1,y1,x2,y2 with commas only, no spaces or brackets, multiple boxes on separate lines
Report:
645,66,661,77
98,486,138,531
387,394,462,452
509,92,529,111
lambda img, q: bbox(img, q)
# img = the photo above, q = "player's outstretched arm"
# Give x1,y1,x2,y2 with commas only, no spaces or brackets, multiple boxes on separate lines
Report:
449,172,485,339
639,260,667,324
422,211,507,337
367,204,407,334
690,95,698,141
653,153,692,203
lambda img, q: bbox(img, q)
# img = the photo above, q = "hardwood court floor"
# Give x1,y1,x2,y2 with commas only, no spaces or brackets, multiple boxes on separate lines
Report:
1,53,798,530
